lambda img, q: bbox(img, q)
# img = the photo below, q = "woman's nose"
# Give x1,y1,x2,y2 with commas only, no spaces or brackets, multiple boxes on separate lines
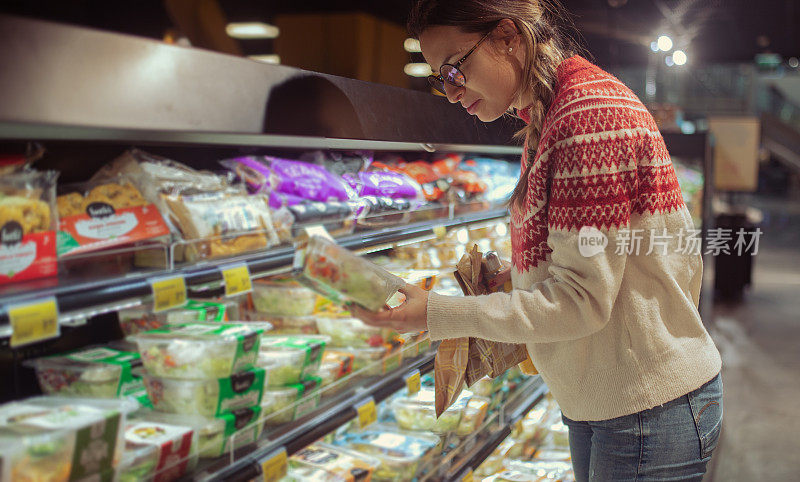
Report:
444,83,464,104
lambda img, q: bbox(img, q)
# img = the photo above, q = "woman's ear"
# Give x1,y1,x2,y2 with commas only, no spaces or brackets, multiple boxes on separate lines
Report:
493,18,521,52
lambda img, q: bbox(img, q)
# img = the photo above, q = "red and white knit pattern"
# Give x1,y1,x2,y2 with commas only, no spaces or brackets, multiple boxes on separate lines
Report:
510,56,684,273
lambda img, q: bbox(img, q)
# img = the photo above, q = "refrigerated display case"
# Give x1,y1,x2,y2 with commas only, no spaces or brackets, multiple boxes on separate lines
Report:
0,14,713,482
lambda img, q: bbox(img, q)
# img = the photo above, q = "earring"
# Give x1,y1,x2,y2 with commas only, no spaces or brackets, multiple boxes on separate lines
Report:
508,47,513,53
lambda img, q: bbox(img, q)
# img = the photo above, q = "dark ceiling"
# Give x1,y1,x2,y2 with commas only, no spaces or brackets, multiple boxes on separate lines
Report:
2,0,798,66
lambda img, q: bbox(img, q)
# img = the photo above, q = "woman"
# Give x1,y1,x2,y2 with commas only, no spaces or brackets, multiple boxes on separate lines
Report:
353,1,723,480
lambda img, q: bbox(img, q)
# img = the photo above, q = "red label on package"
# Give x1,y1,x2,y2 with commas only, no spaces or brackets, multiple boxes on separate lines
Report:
126,422,194,482
0,230,57,284
58,203,169,256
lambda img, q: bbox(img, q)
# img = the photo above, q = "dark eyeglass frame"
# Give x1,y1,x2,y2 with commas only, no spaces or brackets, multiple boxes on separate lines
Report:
428,30,493,95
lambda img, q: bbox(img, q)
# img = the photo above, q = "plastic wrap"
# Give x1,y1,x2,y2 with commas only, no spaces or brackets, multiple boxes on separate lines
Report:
252,280,318,317
315,317,390,348
259,335,328,387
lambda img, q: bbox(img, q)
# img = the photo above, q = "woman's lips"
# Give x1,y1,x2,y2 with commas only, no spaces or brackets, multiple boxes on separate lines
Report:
466,99,481,115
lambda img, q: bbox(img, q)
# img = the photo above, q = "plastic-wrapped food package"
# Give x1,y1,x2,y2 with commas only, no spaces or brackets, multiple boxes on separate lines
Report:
265,156,357,202
291,442,380,482
456,396,490,437
26,346,144,399
286,200,357,237
118,443,158,482
252,315,320,335
298,235,405,312
502,460,574,481
130,323,264,379
391,388,471,434
118,300,230,336
334,424,440,482
319,351,355,382
252,280,318,317
283,464,348,482
0,397,138,482
326,346,389,377
259,335,328,387
342,170,423,200
0,169,59,284
315,317,391,348
351,196,416,229
261,377,321,425
122,417,199,481
56,176,170,257
142,367,266,417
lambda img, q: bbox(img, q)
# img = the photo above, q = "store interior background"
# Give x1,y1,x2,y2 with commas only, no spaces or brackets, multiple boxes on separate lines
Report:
3,0,800,480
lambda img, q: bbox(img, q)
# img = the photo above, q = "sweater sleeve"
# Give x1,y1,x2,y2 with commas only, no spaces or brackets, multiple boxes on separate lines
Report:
426,117,640,343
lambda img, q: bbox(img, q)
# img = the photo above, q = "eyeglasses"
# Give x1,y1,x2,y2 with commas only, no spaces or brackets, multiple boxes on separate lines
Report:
427,30,493,95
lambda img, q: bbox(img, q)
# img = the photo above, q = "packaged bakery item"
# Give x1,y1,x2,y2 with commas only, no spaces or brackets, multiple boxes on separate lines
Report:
0,396,138,482
118,300,231,336
123,416,199,482
334,424,439,481
142,367,266,417
56,176,170,257
0,170,58,284
130,323,264,379
259,335,328,387
296,235,405,312
252,279,318,317
291,442,380,482
26,346,144,399
261,376,322,425
391,388,472,434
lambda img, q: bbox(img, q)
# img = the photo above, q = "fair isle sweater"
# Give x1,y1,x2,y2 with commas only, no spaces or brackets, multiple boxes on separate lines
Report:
426,56,721,421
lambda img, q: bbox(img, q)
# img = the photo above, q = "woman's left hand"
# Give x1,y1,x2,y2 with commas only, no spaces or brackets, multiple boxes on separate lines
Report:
349,283,429,333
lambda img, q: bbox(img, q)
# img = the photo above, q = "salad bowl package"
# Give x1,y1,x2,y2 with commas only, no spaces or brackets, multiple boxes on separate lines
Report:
142,367,266,417
0,396,138,482
252,280,318,317
296,235,405,312
392,388,472,434
259,335,328,387
326,346,388,377
334,424,440,481
315,317,391,348
123,417,200,481
118,300,233,336
291,442,380,482
118,443,158,482
131,323,264,378
261,376,322,425
26,346,145,399
456,396,490,437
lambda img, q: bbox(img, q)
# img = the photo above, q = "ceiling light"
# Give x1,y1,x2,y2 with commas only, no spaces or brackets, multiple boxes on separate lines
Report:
665,56,675,67
673,50,687,66
404,38,421,53
650,41,659,53
789,57,799,68
404,63,432,77
657,35,673,52
249,54,281,64
226,22,280,39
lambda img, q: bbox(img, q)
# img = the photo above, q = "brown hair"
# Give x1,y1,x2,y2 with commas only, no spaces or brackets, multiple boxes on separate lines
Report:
408,0,579,208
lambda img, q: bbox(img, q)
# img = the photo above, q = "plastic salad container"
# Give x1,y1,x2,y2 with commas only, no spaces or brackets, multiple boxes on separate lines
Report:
315,317,391,348
326,346,390,377
131,323,264,378
334,424,440,481
118,300,230,336
259,335,328,387
0,397,138,481
456,396,490,437
123,417,200,481
142,367,265,417
283,463,348,482
25,346,144,399
261,376,322,425
257,315,320,335
391,388,472,434
291,442,380,482
298,235,405,311
118,443,158,482
131,408,264,459
315,360,344,387
500,460,574,481
252,280,317,317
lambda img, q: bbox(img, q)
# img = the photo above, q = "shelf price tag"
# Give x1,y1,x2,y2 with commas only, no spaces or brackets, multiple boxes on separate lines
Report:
150,275,187,312
355,397,377,429
405,370,421,394
222,263,252,297
9,297,59,348
432,225,447,239
461,468,475,482
259,448,288,482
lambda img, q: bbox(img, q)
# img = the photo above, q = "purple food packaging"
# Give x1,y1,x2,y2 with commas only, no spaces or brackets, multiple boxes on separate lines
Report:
342,171,422,199
220,156,275,194
266,156,356,202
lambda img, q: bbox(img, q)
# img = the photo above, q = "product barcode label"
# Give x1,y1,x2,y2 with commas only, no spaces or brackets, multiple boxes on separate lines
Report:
150,275,187,312
355,397,377,428
259,448,287,482
9,297,59,347
222,263,252,297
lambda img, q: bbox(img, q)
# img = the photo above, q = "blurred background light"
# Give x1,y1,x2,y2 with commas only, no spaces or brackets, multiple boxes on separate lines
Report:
249,54,281,64
404,62,432,77
226,22,279,39
673,50,687,65
404,38,421,53
657,35,673,52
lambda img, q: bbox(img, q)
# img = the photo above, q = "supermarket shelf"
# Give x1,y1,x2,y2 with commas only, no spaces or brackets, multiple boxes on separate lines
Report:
195,351,437,482
446,378,549,481
0,208,509,339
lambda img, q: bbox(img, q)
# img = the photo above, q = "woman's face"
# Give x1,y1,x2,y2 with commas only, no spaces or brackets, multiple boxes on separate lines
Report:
419,21,523,122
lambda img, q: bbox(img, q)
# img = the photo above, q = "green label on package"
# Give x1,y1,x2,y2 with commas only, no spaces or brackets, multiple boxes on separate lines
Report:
160,323,263,372
261,336,325,369
64,410,121,480
184,300,227,321
215,368,266,415
66,347,142,396
219,405,263,454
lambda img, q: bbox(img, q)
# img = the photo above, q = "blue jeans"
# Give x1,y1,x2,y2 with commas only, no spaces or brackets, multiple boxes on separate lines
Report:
561,373,723,481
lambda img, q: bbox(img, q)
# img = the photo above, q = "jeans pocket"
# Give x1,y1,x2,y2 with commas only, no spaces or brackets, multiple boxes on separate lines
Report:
687,374,723,458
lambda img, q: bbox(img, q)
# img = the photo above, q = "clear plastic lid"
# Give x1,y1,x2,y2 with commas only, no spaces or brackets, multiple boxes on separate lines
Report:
253,315,319,335
252,280,318,317
299,235,405,312
314,317,388,348
130,323,263,379
292,442,381,482
391,389,472,434
335,424,440,464
141,368,265,417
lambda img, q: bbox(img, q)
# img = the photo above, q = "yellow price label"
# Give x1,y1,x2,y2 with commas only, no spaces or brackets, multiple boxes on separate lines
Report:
222,263,252,297
405,370,421,394
355,397,377,428
260,448,288,482
9,297,59,348
432,225,447,239
150,275,187,312
461,468,474,482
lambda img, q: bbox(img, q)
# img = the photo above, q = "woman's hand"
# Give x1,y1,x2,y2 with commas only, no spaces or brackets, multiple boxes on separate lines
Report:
348,283,429,333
